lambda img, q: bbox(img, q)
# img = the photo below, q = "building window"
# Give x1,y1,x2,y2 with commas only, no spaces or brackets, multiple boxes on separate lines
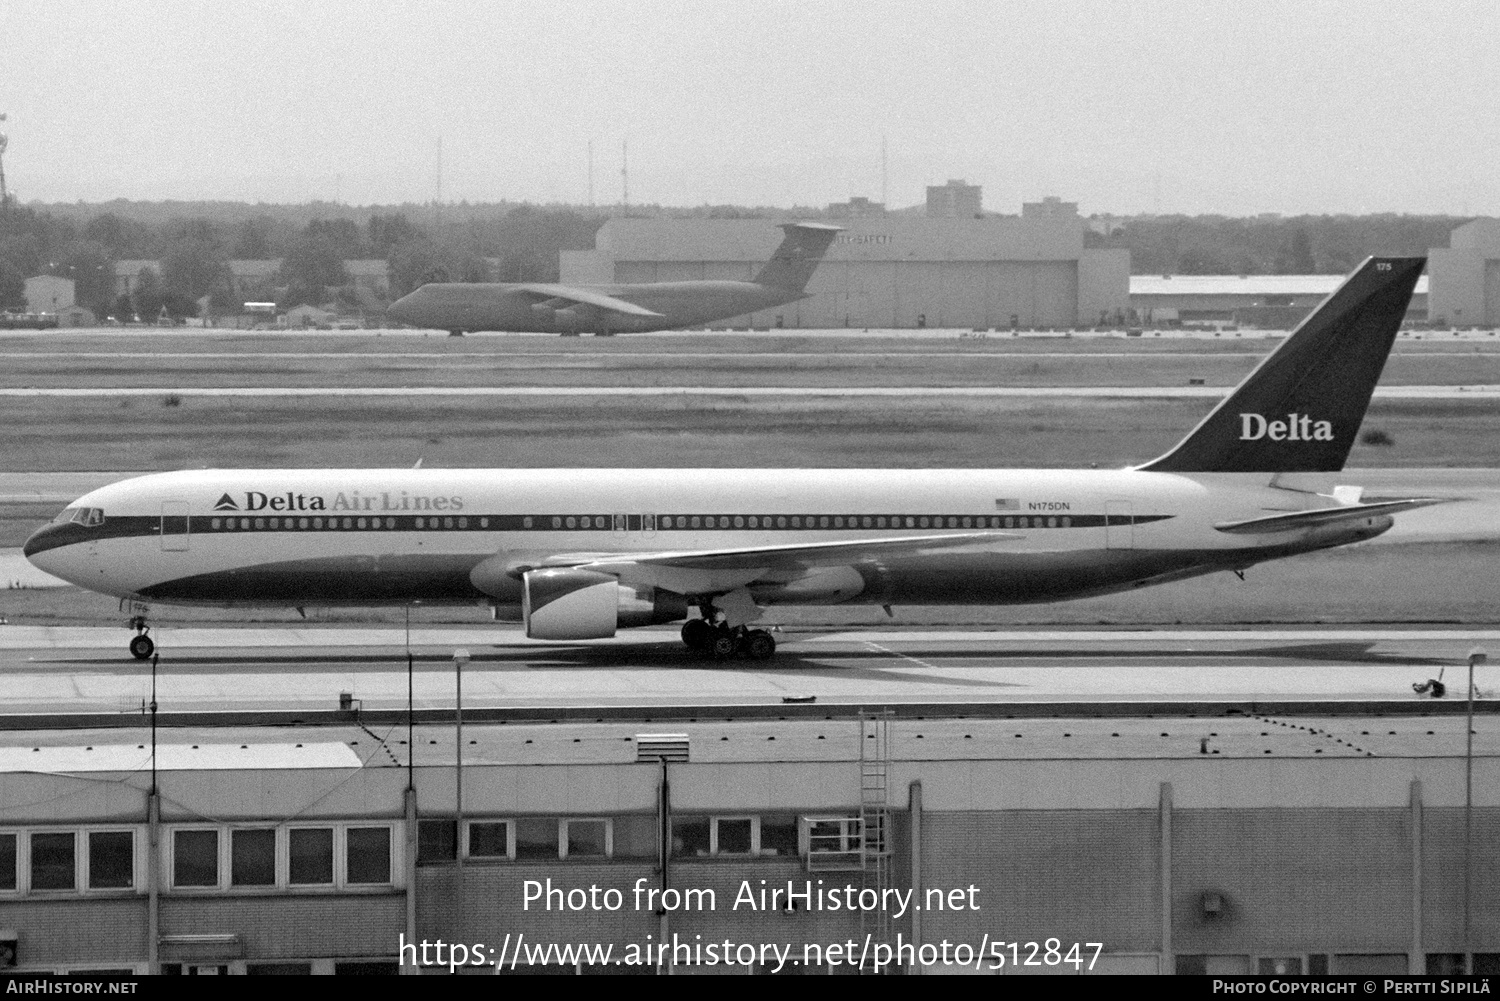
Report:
0,833,17,890
467,821,511,860
712,817,754,855
563,820,609,859
417,820,457,864
759,814,799,857
87,831,134,890
288,828,334,885
231,829,277,887
173,829,219,888
612,816,657,859
515,818,559,860
671,817,711,858
345,827,391,885
804,817,861,865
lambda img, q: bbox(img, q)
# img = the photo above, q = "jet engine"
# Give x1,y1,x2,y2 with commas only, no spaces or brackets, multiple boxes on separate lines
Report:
521,567,687,640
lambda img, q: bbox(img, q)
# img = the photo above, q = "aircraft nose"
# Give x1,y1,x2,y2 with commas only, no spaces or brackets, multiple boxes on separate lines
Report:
23,522,81,580
387,291,419,325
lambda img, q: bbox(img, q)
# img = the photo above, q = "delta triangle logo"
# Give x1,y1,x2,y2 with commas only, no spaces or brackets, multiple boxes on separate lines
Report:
213,493,239,511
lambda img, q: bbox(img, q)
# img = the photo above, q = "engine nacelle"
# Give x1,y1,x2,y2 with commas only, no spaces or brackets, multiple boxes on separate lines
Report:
522,568,686,640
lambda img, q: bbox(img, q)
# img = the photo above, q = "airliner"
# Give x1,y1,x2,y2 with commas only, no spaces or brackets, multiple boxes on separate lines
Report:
384,222,842,335
26,257,1435,661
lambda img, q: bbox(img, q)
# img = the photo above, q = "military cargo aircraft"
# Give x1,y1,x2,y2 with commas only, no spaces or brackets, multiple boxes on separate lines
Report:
385,222,842,335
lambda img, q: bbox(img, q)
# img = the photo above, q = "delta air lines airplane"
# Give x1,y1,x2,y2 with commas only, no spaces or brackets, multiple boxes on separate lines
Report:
26,258,1436,661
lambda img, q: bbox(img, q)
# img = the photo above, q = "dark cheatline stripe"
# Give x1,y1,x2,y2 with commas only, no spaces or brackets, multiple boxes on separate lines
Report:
25,511,1175,554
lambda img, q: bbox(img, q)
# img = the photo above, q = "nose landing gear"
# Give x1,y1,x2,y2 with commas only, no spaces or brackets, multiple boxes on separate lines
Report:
128,615,154,660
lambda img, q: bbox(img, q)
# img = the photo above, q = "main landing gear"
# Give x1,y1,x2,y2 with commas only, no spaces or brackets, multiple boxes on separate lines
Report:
128,615,154,660
680,618,776,661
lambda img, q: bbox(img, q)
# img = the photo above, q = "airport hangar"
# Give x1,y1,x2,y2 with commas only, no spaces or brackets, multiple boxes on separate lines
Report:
1,702,1496,976
561,198,1130,331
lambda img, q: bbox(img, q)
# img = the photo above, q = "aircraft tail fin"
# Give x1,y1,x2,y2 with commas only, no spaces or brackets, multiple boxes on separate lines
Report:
1139,256,1425,474
752,222,842,292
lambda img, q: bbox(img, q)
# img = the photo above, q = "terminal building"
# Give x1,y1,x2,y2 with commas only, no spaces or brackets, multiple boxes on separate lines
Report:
561,196,1130,331
1,711,1495,975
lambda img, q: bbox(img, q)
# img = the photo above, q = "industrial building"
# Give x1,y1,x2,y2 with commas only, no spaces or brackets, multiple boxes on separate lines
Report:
1429,219,1500,328
1129,274,1431,328
561,198,1130,330
1,710,1495,975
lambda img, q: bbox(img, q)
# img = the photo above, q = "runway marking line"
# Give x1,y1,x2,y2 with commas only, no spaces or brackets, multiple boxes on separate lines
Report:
862,640,948,672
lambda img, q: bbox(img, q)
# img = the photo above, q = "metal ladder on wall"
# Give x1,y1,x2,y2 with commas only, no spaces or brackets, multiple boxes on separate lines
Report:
859,709,894,966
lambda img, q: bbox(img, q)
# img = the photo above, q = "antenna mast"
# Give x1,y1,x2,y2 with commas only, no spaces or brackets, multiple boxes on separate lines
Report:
621,139,629,215
588,140,594,207
0,113,9,210
880,135,887,207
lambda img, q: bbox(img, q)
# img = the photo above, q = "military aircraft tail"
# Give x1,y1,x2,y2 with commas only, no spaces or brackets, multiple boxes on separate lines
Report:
1138,256,1426,474
752,222,843,293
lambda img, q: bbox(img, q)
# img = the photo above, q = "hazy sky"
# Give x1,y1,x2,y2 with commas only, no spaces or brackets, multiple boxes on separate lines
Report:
3,0,1497,215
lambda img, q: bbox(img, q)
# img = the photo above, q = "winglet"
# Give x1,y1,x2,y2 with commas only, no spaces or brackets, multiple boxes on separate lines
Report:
752,222,843,293
1139,257,1425,474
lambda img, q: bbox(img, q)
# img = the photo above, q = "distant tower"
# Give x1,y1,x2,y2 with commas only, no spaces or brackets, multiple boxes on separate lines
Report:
587,140,595,207
621,139,629,214
880,135,887,208
433,136,443,231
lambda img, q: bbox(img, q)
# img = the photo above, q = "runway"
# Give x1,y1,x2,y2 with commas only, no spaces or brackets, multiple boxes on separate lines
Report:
1,384,1497,398
1,625,1495,721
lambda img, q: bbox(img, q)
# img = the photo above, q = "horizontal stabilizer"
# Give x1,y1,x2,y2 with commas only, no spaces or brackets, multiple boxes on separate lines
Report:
1212,497,1447,534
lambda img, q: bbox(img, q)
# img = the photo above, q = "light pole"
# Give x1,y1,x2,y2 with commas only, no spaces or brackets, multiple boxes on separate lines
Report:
1464,645,1485,968
452,647,469,944
453,648,469,868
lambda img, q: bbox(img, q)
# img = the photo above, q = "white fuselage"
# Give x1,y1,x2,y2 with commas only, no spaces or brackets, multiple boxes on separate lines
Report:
24,467,1390,615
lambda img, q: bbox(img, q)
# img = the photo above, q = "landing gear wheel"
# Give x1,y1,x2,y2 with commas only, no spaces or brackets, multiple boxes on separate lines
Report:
129,634,154,660
709,630,738,660
681,619,712,650
744,630,776,661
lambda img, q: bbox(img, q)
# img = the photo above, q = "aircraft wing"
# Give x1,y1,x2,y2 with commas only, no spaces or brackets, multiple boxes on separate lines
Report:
1212,497,1448,534
571,531,1017,571
513,283,665,318
524,531,1018,595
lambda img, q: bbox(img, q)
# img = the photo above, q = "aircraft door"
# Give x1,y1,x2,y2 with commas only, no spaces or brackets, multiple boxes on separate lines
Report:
1105,500,1133,550
161,501,190,552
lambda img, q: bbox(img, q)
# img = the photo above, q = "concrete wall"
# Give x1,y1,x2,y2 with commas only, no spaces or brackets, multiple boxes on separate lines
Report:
1429,219,1500,327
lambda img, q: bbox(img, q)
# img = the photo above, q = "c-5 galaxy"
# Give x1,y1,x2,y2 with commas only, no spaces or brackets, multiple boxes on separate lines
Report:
385,222,842,335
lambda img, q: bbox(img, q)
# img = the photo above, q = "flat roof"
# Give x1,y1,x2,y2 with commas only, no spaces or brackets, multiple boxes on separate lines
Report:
1131,274,1430,296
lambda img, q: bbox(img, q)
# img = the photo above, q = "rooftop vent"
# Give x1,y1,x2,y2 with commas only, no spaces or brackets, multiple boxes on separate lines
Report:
635,733,689,763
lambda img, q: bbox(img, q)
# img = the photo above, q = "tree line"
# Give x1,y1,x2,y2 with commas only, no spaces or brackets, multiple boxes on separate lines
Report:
0,200,1475,318
0,204,607,318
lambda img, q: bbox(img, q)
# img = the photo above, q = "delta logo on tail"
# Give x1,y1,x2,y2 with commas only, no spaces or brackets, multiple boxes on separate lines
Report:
1238,413,1334,442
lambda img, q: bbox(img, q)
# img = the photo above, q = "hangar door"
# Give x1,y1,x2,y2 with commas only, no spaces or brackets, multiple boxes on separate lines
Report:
1486,260,1500,326
985,262,1079,328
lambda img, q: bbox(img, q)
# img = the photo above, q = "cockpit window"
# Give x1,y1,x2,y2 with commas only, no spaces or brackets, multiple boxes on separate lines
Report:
54,506,105,527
